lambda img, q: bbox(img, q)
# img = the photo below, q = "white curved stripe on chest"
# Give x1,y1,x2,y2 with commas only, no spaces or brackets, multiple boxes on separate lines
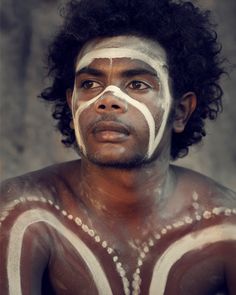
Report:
7,209,113,295
149,223,236,295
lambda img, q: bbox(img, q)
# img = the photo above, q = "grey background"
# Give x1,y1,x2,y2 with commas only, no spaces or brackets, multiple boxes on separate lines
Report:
0,0,235,190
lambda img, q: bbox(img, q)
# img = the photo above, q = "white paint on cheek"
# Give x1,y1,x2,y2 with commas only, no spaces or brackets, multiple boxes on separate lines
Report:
7,209,113,295
149,223,236,295
73,47,172,158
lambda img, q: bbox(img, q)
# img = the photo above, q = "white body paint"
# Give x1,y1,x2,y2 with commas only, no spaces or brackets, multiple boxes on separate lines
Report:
1,197,236,295
72,37,172,158
149,223,236,295
7,209,113,295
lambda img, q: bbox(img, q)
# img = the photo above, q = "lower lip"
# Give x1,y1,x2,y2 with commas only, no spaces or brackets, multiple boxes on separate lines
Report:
94,131,129,142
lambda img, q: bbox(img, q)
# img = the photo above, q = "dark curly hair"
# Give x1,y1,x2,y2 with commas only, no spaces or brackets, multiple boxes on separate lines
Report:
40,0,225,159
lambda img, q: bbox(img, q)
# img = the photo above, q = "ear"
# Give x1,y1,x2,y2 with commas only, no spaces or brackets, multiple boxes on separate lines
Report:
66,88,73,110
173,92,197,133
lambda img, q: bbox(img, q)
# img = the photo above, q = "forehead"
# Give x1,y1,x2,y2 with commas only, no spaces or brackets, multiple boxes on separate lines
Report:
76,35,167,70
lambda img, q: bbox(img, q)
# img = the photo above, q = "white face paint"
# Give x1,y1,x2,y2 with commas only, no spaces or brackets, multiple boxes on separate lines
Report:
71,36,172,159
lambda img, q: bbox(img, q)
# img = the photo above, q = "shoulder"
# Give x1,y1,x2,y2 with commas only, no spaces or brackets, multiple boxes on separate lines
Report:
172,165,236,210
0,160,81,208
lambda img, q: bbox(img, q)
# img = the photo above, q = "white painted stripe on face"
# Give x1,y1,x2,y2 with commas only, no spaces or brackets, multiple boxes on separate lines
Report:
72,85,155,157
7,209,113,295
76,48,165,73
73,47,172,158
149,223,236,295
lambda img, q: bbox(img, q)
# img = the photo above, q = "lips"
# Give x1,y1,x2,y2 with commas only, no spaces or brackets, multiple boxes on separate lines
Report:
91,121,130,142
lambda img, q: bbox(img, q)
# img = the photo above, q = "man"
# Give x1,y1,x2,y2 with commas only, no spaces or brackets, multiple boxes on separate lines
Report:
0,0,235,294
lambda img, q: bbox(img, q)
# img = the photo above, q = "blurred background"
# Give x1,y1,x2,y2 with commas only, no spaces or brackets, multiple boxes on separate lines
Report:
0,0,235,190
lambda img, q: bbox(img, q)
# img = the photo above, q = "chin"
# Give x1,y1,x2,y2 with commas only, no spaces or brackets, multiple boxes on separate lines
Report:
87,153,147,169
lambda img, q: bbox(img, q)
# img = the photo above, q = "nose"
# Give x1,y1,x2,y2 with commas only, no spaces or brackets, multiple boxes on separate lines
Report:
94,92,128,114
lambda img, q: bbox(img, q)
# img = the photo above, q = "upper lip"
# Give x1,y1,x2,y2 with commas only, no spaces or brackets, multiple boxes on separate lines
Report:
92,121,130,135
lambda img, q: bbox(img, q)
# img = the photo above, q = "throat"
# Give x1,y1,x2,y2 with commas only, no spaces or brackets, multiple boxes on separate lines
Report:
78,160,174,221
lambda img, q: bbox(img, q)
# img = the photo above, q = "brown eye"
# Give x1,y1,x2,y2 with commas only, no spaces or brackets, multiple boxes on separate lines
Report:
128,80,150,90
81,80,101,89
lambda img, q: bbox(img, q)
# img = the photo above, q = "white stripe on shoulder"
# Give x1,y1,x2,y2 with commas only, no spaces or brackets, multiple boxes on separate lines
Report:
7,208,113,295
149,223,236,295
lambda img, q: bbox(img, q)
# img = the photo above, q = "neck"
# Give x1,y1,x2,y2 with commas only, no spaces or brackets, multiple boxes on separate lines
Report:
77,150,174,219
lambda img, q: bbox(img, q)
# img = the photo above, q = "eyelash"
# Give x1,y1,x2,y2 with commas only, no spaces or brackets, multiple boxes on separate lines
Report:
127,80,151,90
80,80,101,89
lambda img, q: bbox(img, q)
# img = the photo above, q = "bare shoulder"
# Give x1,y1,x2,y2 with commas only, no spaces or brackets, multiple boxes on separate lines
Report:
172,165,236,209
0,160,82,208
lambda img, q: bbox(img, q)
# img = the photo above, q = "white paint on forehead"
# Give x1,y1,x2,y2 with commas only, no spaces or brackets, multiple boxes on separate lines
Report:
72,36,172,158
76,48,165,73
149,223,236,295
7,209,113,295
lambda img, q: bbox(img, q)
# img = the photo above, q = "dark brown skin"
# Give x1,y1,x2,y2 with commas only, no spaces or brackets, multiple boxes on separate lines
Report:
0,162,235,295
0,38,236,295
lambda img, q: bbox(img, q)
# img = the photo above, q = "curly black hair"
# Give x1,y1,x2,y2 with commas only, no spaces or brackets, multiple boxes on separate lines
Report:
40,0,225,159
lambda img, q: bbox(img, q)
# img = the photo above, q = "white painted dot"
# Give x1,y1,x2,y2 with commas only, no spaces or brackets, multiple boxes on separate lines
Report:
137,259,143,266
224,209,232,216
88,229,95,237
20,197,26,202
173,221,184,228
62,210,67,216
14,199,20,205
161,228,167,234
102,241,108,248
192,191,199,201
140,252,146,258
48,200,54,205
75,217,82,226
122,277,130,287
135,268,140,274
203,211,212,219
107,247,113,254
95,235,101,242
54,205,60,210
82,224,88,232
154,233,161,240
67,214,73,220
113,256,118,262
148,239,154,247
185,216,193,224
119,269,126,277
143,246,149,253
166,225,172,230
195,215,202,221
124,288,130,295
233,209,236,215
40,197,47,203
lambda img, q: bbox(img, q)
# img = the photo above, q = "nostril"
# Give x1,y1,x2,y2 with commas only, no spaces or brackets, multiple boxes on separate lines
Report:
112,104,120,109
98,104,106,109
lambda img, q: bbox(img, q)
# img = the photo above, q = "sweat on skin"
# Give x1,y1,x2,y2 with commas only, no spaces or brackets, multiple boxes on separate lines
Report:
71,36,172,159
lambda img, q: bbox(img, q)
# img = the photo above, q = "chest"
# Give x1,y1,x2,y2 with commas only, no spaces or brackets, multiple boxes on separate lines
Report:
44,206,234,295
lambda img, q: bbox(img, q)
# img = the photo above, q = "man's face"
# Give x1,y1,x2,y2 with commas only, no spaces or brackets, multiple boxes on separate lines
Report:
70,36,172,167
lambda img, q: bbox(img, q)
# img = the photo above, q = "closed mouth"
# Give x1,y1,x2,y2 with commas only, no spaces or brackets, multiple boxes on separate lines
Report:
92,121,130,135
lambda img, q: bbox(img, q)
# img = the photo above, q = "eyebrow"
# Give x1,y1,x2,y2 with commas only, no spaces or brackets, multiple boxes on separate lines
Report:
75,67,105,77
75,66,158,79
121,68,158,78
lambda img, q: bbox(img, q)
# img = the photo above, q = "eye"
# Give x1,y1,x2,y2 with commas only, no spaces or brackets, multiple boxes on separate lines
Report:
80,80,101,89
128,80,150,90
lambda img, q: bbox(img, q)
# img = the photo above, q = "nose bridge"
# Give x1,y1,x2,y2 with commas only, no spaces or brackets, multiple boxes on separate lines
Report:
94,90,128,113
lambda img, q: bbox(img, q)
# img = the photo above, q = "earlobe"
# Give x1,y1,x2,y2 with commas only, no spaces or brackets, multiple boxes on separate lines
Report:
173,92,197,133
66,89,73,110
